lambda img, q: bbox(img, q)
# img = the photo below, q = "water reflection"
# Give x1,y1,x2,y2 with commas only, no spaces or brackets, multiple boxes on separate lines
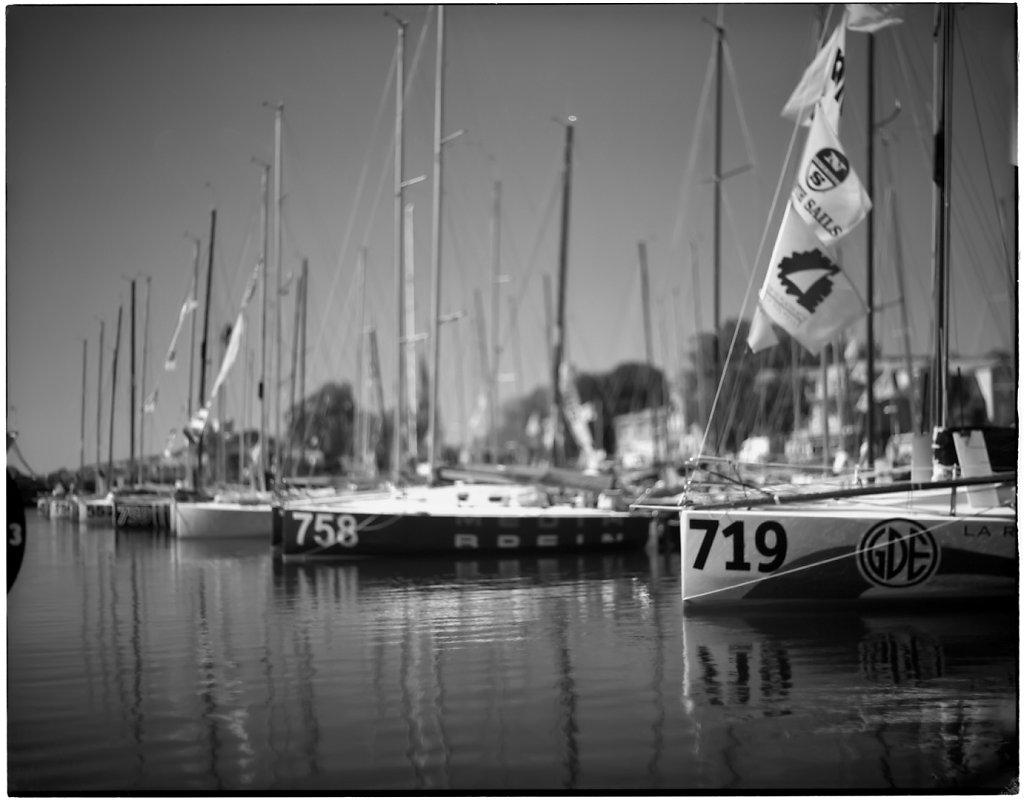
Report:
8,518,1017,793
680,609,1017,790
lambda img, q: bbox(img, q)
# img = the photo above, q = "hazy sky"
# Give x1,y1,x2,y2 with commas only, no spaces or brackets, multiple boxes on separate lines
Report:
6,3,1016,474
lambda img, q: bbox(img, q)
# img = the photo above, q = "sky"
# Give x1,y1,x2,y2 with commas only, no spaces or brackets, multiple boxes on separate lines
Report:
6,2,1017,475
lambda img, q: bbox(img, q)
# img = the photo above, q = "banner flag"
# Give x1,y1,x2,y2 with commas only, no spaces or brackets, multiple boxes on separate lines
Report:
781,20,846,131
791,106,872,244
755,203,866,354
846,4,903,33
208,315,245,403
559,363,596,461
747,305,781,353
164,297,198,371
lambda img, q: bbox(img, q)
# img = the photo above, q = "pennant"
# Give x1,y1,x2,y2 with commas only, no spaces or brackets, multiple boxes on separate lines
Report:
142,389,158,414
241,263,260,307
747,305,780,353
755,203,866,354
559,363,595,460
846,4,903,33
208,314,245,402
164,297,198,371
791,106,872,244
781,19,847,131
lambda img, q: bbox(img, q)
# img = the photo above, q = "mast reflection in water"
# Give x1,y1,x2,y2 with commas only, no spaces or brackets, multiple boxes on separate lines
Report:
8,514,1017,792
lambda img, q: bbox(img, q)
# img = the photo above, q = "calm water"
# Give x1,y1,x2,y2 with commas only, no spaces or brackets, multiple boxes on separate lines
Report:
8,510,1018,793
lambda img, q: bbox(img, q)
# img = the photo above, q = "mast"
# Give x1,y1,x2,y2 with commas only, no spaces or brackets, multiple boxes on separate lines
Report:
865,32,876,470
298,259,308,477
428,4,446,479
108,303,122,491
930,5,954,429
389,13,408,481
473,288,490,461
711,12,724,452
403,203,419,462
638,241,661,465
186,237,200,422
79,338,87,481
272,102,284,482
288,259,303,475
355,247,368,471
489,179,502,464
140,275,151,480
129,277,136,485
95,319,104,491
549,116,575,467
256,160,270,491
195,208,217,492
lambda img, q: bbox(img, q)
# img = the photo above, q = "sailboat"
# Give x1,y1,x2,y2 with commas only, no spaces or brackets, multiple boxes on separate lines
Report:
652,5,1016,607
173,166,275,539
275,8,652,560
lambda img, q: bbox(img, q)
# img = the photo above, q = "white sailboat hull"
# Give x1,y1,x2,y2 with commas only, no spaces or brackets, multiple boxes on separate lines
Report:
680,491,1016,607
173,499,273,539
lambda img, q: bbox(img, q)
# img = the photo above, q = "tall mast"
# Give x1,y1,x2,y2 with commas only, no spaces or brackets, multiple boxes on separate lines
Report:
355,247,368,471
186,237,200,422
930,5,954,429
390,13,408,481
865,32,877,469
288,259,303,475
95,319,104,491
272,102,284,482
79,338,87,480
257,160,270,491
140,275,151,479
129,277,136,485
638,241,660,464
403,203,419,462
195,208,217,492
108,303,122,490
298,259,308,477
489,179,502,463
711,11,724,452
428,4,447,479
549,116,575,467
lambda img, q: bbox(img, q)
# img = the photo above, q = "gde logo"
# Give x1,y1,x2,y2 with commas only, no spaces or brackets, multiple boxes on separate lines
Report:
857,519,940,588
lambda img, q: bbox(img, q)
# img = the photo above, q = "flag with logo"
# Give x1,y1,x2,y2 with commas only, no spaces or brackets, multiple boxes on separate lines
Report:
846,4,903,33
790,105,872,244
748,203,866,354
781,18,847,131
164,296,198,371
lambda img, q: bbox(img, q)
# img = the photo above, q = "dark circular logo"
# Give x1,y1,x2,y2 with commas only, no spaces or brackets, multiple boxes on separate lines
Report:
807,147,850,191
857,518,940,589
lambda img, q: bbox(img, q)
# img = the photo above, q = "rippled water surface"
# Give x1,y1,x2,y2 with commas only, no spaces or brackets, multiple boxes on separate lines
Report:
8,512,1018,793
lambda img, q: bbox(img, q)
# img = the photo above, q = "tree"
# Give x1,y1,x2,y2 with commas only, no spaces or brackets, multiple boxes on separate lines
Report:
285,381,356,473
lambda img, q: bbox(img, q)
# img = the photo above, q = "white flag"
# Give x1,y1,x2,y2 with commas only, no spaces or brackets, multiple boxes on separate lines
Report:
208,315,245,403
781,19,847,131
846,4,903,33
560,362,595,461
747,305,780,353
142,389,158,414
791,106,872,244
755,203,866,354
164,297,198,371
